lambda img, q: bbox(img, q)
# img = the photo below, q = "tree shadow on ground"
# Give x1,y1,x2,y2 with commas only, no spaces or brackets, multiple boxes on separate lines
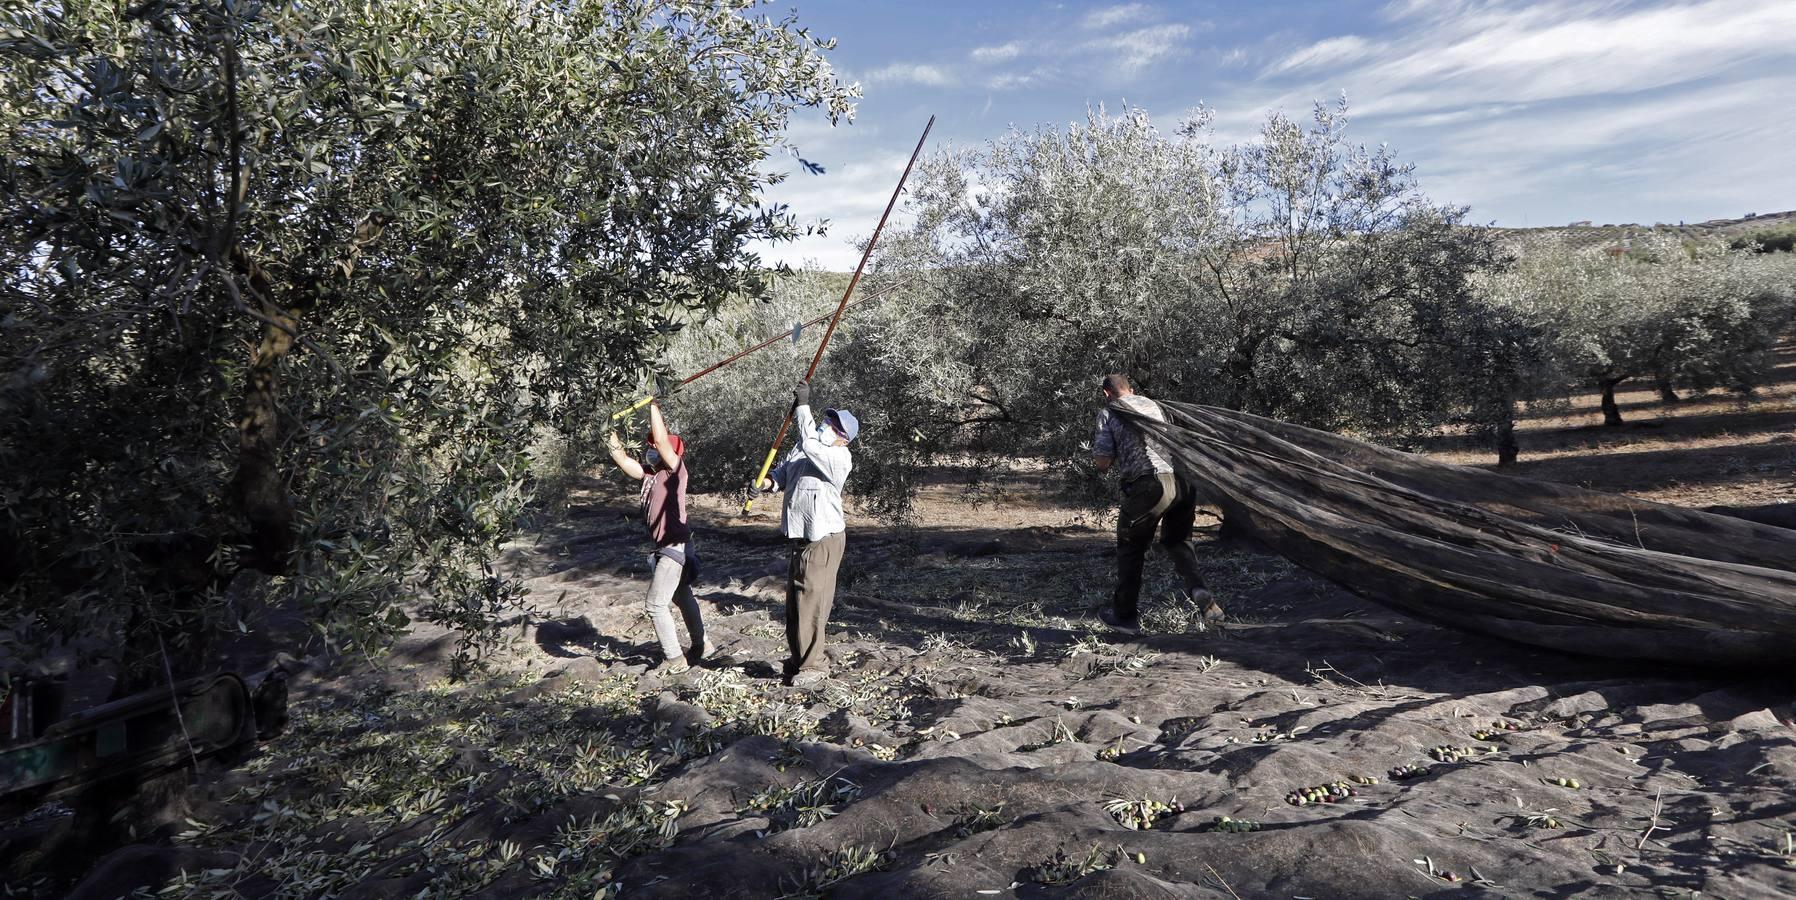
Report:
517,475,1792,757
532,613,660,666
1499,437,1796,493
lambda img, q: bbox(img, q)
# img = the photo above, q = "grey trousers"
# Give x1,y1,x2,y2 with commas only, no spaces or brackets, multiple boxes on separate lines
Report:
646,550,704,662
784,531,846,676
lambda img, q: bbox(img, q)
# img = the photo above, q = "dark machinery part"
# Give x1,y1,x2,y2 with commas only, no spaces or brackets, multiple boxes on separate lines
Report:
1,667,288,814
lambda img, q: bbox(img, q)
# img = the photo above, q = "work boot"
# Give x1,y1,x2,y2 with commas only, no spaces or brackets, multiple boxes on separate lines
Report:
687,638,717,666
1193,589,1226,622
649,656,690,677
789,670,828,690
1098,607,1142,636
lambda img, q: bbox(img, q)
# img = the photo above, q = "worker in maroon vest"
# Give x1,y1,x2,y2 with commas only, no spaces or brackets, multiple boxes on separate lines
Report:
607,400,712,674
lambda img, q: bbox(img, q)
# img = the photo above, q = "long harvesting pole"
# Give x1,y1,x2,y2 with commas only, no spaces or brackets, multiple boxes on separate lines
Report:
743,114,935,512
608,276,913,422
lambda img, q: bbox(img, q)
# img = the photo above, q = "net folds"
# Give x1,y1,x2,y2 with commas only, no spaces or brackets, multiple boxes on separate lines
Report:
1115,402,1796,666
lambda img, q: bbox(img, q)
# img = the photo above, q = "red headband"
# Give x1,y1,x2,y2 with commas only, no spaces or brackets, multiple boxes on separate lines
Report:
645,433,685,457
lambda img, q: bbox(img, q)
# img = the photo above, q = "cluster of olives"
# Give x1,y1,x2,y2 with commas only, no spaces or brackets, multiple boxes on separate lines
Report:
1469,720,1521,741
1428,744,1496,762
1286,781,1356,806
1348,773,1379,785
1109,798,1184,830
1544,776,1582,789
1206,815,1261,833
1388,763,1430,780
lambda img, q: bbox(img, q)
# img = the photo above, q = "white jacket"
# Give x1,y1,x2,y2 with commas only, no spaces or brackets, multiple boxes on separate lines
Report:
768,404,852,541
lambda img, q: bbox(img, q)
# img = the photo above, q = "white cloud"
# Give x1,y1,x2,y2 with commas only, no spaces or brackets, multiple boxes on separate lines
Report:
1172,0,1795,230
1083,3,1153,30
753,153,916,271
1435,76,1790,160
865,62,954,87
1415,75,1796,226
1269,35,1372,74
988,68,1050,91
1091,23,1193,77
958,6,1202,89
1217,46,1251,68
971,42,1023,64
1259,0,1796,119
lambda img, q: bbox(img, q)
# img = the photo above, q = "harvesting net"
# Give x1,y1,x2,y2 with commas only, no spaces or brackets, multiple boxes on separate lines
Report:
1114,402,1796,666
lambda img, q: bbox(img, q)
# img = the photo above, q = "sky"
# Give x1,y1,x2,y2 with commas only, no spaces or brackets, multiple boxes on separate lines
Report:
753,0,1796,270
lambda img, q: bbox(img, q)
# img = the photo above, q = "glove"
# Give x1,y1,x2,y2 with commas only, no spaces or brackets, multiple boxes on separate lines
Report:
792,380,811,409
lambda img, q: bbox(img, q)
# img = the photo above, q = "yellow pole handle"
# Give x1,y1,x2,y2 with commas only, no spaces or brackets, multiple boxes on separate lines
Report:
610,395,654,420
742,443,781,513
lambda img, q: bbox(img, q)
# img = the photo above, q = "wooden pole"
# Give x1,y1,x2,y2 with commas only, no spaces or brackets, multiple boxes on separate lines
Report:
744,115,935,512
607,277,914,421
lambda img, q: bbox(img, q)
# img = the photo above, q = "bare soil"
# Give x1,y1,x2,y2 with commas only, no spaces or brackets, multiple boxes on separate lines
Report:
39,345,1796,899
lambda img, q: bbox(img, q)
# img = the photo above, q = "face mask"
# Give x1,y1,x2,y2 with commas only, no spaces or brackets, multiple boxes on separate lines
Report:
644,449,661,468
817,426,836,445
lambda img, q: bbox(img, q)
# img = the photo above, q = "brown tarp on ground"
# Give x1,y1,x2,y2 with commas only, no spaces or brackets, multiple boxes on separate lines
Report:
1114,401,1796,666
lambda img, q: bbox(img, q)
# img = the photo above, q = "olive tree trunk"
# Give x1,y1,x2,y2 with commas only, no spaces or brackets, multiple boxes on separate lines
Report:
1655,374,1680,404
231,253,302,575
1495,408,1519,466
1599,378,1625,426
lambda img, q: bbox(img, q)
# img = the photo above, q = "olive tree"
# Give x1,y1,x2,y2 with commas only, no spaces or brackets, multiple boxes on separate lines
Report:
1488,236,1796,425
836,107,1230,493
822,99,1530,516
0,0,856,681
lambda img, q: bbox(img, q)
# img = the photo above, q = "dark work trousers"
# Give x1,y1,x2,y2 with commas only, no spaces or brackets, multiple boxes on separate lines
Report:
1113,472,1205,621
785,531,846,676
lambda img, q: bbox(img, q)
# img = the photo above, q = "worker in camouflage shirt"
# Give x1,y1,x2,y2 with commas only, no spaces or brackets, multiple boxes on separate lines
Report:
1091,374,1222,633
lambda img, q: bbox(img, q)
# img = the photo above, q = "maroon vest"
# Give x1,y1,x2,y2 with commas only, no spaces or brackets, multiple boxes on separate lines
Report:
640,464,690,547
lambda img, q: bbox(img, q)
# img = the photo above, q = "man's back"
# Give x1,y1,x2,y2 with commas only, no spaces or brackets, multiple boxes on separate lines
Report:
1094,394,1174,480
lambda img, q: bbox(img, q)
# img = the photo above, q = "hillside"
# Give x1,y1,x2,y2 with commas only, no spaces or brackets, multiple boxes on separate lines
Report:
1495,208,1796,247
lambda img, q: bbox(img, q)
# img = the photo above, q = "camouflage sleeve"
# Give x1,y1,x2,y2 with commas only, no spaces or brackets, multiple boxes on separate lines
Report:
1093,408,1117,458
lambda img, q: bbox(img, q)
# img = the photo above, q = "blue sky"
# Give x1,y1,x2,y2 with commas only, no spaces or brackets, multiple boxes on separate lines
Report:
756,0,1796,270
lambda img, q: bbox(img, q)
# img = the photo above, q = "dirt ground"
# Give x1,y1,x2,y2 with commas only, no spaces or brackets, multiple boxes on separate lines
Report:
31,344,1796,899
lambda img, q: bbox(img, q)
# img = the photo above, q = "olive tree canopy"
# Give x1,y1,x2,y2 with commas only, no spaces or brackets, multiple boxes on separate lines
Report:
0,0,857,678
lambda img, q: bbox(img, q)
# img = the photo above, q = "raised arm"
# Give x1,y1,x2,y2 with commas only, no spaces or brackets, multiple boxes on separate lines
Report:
794,401,828,457
648,401,681,471
793,398,852,488
607,431,646,481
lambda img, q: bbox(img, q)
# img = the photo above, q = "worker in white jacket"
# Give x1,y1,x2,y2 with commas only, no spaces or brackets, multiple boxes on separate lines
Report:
754,380,858,689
